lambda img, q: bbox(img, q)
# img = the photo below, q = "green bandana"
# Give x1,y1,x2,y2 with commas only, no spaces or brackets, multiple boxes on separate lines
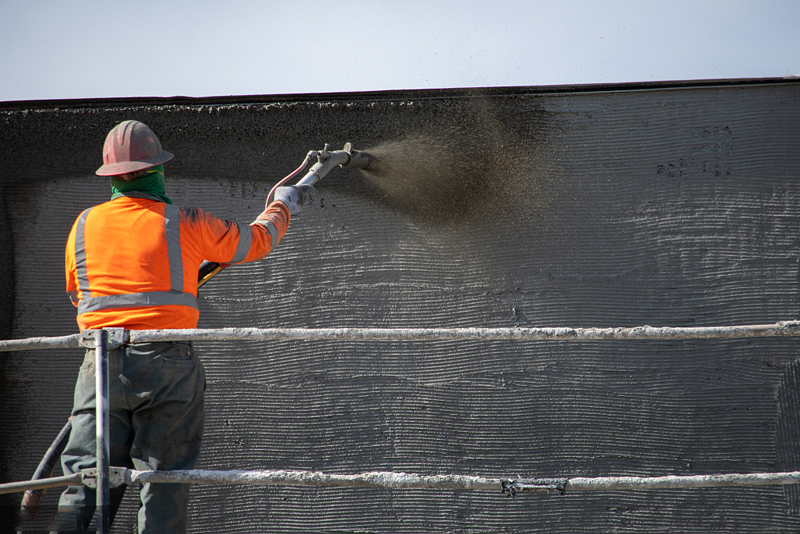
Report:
110,165,172,204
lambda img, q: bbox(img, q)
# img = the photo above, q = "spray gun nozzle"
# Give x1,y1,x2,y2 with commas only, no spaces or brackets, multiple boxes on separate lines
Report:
341,142,375,171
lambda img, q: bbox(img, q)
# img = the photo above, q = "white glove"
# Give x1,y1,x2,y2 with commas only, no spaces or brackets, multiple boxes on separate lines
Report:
272,185,314,216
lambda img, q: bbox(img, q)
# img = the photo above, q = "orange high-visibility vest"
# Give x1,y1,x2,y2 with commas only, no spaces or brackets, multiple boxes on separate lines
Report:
65,195,289,330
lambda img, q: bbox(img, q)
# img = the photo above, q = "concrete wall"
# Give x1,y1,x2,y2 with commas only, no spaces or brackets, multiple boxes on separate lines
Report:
2,80,800,532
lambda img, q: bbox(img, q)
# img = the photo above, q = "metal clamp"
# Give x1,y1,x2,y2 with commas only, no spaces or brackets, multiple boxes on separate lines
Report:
501,478,569,497
79,328,129,350
81,467,131,489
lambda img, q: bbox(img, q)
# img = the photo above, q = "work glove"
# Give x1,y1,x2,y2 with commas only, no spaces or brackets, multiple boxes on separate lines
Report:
272,185,314,216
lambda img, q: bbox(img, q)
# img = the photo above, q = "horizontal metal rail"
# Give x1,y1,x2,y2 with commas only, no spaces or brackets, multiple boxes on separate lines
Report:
0,333,85,351
509,471,800,495
3,468,800,496
0,473,83,494
132,469,502,491
2,322,800,352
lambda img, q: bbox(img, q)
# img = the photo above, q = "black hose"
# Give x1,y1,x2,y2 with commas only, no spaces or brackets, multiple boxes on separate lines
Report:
19,419,72,521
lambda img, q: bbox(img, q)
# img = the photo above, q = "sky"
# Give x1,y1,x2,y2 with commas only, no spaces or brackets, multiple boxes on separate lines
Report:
1,0,798,102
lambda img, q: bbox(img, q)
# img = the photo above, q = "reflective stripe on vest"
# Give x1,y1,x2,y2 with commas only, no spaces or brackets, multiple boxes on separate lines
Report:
74,203,199,315
252,219,278,249
74,207,94,298
230,222,252,264
78,291,199,314
164,204,183,293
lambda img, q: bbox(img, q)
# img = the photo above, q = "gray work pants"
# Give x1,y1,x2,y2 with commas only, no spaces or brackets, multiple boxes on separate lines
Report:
50,341,205,533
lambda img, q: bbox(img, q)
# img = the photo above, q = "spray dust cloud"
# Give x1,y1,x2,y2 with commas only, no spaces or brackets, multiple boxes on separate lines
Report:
354,113,549,227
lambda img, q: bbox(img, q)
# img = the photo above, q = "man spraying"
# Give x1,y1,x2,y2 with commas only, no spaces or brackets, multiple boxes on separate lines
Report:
51,120,309,533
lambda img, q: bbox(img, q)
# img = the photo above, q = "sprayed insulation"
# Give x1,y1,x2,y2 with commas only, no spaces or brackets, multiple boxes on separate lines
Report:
2,80,800,532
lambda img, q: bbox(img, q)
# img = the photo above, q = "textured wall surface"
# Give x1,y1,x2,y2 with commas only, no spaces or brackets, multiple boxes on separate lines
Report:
2,80,800,532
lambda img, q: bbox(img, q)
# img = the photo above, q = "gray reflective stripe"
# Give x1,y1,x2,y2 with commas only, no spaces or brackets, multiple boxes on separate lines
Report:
164,205,183,292
252,219,278,248
78,291,199,315
74,208,95,295
229,222,252,264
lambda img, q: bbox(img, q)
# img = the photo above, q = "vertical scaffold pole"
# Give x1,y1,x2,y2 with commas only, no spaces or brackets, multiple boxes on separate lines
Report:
94,329,110,534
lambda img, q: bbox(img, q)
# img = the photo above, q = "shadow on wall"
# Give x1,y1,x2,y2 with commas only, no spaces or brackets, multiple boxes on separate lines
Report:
0,187,15,534
777,359,800,516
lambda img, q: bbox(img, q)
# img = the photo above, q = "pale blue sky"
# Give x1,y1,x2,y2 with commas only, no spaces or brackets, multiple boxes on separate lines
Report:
1,0,798,102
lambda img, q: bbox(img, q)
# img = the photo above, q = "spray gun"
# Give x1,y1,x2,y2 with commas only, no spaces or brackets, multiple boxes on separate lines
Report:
197,143,373,286
289,142,373,189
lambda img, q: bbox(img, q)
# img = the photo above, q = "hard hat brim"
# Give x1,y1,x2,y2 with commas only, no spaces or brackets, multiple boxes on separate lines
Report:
95,150,174,176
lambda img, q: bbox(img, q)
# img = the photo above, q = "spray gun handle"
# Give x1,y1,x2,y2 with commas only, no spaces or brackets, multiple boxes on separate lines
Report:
198,260,229,287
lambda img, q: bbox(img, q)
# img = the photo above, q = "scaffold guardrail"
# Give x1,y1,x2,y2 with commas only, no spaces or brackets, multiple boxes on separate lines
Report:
4,323,800,533
3,467,800,496
2,321,800,352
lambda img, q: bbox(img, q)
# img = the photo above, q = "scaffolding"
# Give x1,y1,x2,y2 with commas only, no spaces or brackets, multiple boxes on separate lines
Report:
2,322,800,532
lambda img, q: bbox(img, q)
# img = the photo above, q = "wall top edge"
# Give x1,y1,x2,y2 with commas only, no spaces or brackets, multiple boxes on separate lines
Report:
2,78,799,111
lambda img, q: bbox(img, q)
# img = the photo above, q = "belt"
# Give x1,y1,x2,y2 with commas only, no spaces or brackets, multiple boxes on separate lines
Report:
79,329,192,350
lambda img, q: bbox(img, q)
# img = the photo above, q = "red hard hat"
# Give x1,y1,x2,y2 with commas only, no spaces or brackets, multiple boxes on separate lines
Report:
96,120,174,176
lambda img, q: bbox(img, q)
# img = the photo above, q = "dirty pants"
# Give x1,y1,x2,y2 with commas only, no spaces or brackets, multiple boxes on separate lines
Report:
50,341,205,533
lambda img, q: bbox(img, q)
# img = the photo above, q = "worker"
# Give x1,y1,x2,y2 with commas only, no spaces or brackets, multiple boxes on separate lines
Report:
50,120,310,533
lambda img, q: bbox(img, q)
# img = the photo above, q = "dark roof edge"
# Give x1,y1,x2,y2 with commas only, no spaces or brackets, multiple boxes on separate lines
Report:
2,77,798,111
